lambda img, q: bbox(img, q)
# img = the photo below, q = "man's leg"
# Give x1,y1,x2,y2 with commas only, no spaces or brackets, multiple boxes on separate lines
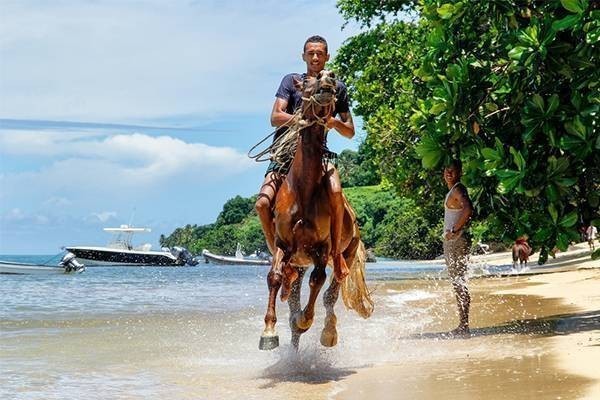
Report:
255,172,281,255
445,239,470,335
325,164,349,282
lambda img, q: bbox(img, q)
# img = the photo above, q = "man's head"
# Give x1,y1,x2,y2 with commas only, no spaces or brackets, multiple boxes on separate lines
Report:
302,35,329,77
443,159,462,187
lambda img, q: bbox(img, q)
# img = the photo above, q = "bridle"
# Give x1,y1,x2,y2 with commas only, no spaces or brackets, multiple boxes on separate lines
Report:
300,74,337,129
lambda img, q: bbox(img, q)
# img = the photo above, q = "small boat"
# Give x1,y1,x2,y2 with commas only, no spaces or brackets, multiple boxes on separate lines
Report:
0,252,85,275
65,225,198,266
202,244,271,266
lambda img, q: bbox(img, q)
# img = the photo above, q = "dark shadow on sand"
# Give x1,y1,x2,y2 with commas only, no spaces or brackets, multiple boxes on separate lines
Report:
411,309,600,340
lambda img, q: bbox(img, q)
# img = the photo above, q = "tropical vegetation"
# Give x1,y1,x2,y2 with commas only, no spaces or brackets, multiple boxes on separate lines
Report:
335,0,599,262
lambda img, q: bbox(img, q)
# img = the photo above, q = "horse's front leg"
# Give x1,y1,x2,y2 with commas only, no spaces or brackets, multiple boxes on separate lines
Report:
320,277,340,347
293,244,328,331
259,248,287,350
288,266,307,350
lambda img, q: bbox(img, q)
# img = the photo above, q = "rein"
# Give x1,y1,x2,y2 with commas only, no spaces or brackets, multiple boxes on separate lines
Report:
247,91,336,169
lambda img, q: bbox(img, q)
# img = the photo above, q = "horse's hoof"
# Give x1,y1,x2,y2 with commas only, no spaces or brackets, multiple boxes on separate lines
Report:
320,329,338,347
259,335,279,351
292,313,312,331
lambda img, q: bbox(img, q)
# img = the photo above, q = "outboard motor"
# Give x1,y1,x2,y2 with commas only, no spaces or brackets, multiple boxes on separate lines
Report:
60,252,85,273
171,246,199,266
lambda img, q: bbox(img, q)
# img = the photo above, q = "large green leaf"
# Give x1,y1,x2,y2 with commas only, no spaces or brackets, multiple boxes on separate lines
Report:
546,94,560,115
510,147,526,171
415,136,444,169
437,4,455,19
508,46,528,61
564,116,587,139
559,210,578,228
548,204,559,224
481,147,502,161
560,0,585,14
552,14,581,31
556,231,571,251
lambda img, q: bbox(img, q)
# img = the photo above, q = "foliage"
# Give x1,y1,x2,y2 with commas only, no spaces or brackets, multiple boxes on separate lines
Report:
337,140,381,187
336,0,600,262
216,195,255,225
161,185,444,260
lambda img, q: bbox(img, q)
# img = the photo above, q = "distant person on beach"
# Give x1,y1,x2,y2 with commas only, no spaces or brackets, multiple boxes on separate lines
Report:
442,159,473,335
586,225,597,251
254,35,355,255
512,235,532,271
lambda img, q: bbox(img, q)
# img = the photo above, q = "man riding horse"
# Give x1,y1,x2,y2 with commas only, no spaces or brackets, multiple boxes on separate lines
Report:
254,36,372,351
255,35,355,284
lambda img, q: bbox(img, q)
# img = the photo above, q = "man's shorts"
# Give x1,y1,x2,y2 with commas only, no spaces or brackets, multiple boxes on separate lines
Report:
264,150,338,177
265,160,291,176
443,233,471,284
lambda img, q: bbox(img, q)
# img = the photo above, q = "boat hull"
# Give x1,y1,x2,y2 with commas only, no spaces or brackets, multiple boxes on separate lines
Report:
202,250,271,266
0,261,78,275
66,247,183,266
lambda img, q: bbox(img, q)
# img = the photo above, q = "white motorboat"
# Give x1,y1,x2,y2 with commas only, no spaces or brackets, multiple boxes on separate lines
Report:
202,244,271,266
0,252,85,275
65,225,197,266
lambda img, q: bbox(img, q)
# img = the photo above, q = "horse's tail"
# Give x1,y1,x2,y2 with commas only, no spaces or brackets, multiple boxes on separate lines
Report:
341,240,374,319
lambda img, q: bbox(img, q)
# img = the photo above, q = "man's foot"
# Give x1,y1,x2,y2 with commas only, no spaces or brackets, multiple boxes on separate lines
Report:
333,254,349,282
447,325,470,338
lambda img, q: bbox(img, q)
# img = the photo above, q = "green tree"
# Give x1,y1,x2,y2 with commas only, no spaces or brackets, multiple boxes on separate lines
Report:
338,140,381,187
337,0,600,262
216,195,256,225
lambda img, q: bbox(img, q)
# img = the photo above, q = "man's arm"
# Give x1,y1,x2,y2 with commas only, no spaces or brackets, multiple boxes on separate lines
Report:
270,97,294,127
326,111,355,139
453,186,473,232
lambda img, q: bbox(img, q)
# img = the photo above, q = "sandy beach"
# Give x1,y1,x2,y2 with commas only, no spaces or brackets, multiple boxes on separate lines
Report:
333,242,600,400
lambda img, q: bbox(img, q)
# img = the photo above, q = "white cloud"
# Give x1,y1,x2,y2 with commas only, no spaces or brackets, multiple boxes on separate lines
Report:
90,211,117,223
0,130,253,183
0,1,359,121
0,131,256,221
1,208,49,225
43,196,72,207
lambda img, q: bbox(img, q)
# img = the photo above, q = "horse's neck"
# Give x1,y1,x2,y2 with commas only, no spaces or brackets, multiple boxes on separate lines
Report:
288,125,325,205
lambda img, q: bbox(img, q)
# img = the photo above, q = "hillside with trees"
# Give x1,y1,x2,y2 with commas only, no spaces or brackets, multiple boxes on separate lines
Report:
161,143,445,260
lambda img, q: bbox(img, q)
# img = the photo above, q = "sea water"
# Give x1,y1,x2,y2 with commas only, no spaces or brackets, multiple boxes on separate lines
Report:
0,255,524,399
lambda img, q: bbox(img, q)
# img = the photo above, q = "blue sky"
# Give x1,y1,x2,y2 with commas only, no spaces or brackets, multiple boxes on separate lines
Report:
0,0,365,254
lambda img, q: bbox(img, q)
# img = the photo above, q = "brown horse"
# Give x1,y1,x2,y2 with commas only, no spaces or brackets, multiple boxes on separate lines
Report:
259,71,373,351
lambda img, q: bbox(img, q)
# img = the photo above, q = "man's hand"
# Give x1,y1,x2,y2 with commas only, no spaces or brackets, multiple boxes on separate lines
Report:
325,116,337,130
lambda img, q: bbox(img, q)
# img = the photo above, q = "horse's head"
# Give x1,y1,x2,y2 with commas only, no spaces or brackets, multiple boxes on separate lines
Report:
299,70,337,127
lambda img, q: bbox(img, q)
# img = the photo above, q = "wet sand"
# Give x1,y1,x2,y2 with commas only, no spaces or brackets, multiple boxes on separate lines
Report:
334,246,600,400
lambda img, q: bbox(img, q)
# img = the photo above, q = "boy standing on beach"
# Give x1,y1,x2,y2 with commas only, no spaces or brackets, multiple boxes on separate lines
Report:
254,35,355,278
587,225,597,251
442,160,473,335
